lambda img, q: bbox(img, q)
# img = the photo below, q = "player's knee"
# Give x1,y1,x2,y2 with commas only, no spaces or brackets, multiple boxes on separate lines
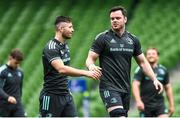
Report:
109,108,127,117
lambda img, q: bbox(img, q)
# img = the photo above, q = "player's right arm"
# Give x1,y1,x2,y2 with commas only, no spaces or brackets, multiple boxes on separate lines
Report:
132,80,144,111
0,72,17,104
86,33,105,71
86,51,101,72
135,54,163,94
51,59,101,80
132,67,144,111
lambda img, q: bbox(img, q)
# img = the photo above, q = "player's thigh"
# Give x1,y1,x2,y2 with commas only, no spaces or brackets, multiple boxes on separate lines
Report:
0,105,11,117
100,90,129,109
100,89,121,108
62,95,78,117
156,105,168,117
39,93,64,117
139,110,152,117
13,104,25,117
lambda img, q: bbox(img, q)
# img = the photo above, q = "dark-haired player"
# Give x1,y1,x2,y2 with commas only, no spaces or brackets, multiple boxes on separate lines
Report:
39,16,101,117
86,6,163,117
0,49,25,117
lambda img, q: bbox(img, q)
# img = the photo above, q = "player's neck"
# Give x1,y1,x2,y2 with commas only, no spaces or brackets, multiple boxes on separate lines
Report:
151,63,158,68
54,33,65,44
113,26,125,37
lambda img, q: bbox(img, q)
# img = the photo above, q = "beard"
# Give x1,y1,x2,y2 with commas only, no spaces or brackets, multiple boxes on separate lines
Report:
112,24,124,31
62,33,71,39
148,59,157,65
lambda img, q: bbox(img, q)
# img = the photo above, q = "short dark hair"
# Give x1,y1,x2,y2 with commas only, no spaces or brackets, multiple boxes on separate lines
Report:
146,47,160,55
54,16,72,26
109,6,127,17
10,48,24,61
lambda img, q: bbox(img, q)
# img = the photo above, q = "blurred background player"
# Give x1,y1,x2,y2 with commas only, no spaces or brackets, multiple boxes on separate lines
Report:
39,16,101,117
86,6,163,117
0,48,25,117
132,47,175,117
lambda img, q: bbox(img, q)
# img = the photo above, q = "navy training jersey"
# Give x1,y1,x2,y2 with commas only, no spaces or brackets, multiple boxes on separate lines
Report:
133,64,169,108
91,29,142,93
0,64,23,102
42,39,70,95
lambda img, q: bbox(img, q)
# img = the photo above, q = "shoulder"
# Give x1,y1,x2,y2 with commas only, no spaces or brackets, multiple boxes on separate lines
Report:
158,64,168,73
17,68,24,78
17,67,23,73
45,40,58,49
44,39,60,52
126,31,139,41
95,30,110,40
0,65,7,74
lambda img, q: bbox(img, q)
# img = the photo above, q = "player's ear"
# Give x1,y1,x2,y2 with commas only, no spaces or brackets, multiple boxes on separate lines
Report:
124,16,127,23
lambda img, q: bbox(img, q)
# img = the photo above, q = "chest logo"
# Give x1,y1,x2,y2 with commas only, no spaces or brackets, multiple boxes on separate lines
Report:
7,73,13,78
110,39,116,43
18,72,22,77
120,44,124,48
158,69,165,75
126,37,133,45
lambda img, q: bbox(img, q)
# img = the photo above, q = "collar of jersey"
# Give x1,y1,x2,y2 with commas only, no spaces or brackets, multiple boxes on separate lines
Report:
110,29,127,38
53,38,66,46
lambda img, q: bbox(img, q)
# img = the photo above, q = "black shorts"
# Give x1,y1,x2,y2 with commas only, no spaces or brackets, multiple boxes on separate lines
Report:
39,91,77,117
140,104,168,117
99,89,130,112
0,102,25,117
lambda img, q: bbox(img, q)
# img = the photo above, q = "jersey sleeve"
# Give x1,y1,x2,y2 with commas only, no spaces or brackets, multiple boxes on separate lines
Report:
133,66,143,82
20,71,24,97
163,69,170,85
0,72,9,100
44,46,61,63
133,37,142,56
90,34,105,55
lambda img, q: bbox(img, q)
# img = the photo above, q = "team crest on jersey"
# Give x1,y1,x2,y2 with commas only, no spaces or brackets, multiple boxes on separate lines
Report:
120,44,124,48
158,68,165,75
126,37,133,45
110,97,118,103
18,72,22,77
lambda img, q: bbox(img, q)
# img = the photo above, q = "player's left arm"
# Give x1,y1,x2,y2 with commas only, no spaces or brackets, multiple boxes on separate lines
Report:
134,53,163,93
164,83,175,116
20,71,23,97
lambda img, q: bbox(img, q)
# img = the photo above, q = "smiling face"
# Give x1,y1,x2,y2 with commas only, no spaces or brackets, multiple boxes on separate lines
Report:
110,10,127,31
146,48,159,65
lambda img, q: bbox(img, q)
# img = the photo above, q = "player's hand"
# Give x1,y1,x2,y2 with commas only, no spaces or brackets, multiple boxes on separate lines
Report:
168,106,175,117
88,64,102,73
153,79,163,94
136,100,144,111
87,70,102,80
8,96,17,104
